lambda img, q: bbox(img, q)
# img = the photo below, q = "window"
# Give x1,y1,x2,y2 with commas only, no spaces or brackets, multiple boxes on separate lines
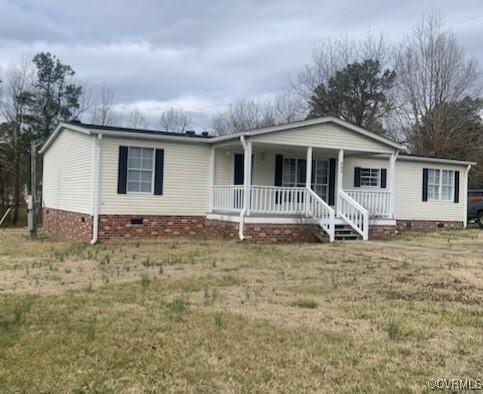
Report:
360,168,380,187
282,158,297,187
282,157,329,200
127,147,154,193
427,169,454,201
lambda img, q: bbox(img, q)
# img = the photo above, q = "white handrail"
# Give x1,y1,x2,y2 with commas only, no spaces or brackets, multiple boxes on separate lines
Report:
345,189,391,218
306,188,335,242
338,190,369,240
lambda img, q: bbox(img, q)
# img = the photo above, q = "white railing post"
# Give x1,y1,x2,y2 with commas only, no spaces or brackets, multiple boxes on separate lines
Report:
306,146,313,215
389,151,398,219
244,140,252,216
337,149,344,216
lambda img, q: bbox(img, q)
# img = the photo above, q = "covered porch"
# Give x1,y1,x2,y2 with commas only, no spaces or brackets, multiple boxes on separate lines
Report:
207,139,398,242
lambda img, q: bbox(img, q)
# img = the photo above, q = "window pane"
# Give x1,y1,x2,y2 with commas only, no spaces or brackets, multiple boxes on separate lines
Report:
127,181,139,192
141,171,152,182
128,170,140,182
129,147,141,158
140,182,151,193
142,158,152,170
428,185,439,200
128,157,141,169
442,186,453,201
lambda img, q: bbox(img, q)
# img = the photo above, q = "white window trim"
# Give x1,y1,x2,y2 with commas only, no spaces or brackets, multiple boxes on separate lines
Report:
127,146,155,194
360,168,381,188
427,168,455,202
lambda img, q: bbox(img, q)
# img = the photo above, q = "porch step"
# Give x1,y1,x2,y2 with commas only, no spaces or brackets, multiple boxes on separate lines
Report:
334,224,361,241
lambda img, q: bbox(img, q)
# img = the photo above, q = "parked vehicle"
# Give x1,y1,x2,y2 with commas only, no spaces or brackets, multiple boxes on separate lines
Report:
468,190,483,227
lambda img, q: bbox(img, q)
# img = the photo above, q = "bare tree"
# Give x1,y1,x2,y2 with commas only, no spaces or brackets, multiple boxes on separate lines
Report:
274,92,305,123
125,109,148,129
0,59,34,223
293,32,394,107
396,11,481,152
212,94,305,135
159,107,191,133
212,99,275,135
90,86,119,126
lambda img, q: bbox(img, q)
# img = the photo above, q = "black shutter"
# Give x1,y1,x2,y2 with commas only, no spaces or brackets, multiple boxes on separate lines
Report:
275,154,283,186
154,149,164,195
380,169,387,188
275,154,283,204
454,171,460,203
117,146,128,194
422,168,428,202
328,158,336,205
233,154,244,185
354,167,361,187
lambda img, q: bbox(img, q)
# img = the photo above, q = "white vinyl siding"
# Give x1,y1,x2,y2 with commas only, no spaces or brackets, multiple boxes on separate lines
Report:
344,157,466,222
99,137,210,215
251,123,394,153
42,129,93,214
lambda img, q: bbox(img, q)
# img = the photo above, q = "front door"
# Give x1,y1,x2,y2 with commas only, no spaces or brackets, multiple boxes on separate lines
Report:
312,160,329,202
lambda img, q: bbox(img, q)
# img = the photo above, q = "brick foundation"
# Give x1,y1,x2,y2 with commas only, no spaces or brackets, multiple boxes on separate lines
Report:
42,208,93,241
369,225,398,240
42,208,465,243
206,220,320,243
396,220,464,232
98,215,208,241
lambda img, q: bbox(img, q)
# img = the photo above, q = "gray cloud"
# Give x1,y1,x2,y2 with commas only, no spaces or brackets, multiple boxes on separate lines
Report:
1,0,483,129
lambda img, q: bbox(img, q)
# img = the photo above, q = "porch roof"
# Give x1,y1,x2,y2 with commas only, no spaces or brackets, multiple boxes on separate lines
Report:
210,116,404,150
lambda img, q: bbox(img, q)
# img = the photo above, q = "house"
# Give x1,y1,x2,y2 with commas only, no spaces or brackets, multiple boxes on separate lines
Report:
40,117,474,243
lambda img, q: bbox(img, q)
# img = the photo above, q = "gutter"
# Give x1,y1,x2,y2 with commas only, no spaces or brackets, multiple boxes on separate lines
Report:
238,133,248,241
90,133,102,245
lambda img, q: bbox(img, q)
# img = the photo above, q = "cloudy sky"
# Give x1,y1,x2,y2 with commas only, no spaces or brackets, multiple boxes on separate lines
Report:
1,0,483,129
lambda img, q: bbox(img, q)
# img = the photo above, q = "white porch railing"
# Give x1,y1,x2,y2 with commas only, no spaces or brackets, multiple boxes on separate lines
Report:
338,191,369,240
307,188,335,242
212,185,244,213
250,186,306,215
345,189,391,218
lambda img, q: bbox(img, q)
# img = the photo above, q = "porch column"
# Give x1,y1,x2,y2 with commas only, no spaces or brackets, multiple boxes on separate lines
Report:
243,139,252,215
306,146,313,189
208,146,215,212
337,149,344,215
388,151,398,219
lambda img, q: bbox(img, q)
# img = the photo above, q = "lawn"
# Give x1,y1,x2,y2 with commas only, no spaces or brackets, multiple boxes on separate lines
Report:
1,228,483,392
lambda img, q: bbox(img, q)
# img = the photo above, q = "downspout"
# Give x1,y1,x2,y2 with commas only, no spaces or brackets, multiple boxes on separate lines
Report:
239,134,248,241
90,133,102,245
463,164,472,229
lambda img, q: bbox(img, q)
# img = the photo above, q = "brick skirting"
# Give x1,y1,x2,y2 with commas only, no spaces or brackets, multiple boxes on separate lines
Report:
42,208,93,241
98,215,208,241
206,219,320,243
42,208,464,243
396,220,464,232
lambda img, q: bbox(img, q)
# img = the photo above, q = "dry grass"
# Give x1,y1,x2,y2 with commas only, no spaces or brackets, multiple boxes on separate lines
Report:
1,228,483,392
